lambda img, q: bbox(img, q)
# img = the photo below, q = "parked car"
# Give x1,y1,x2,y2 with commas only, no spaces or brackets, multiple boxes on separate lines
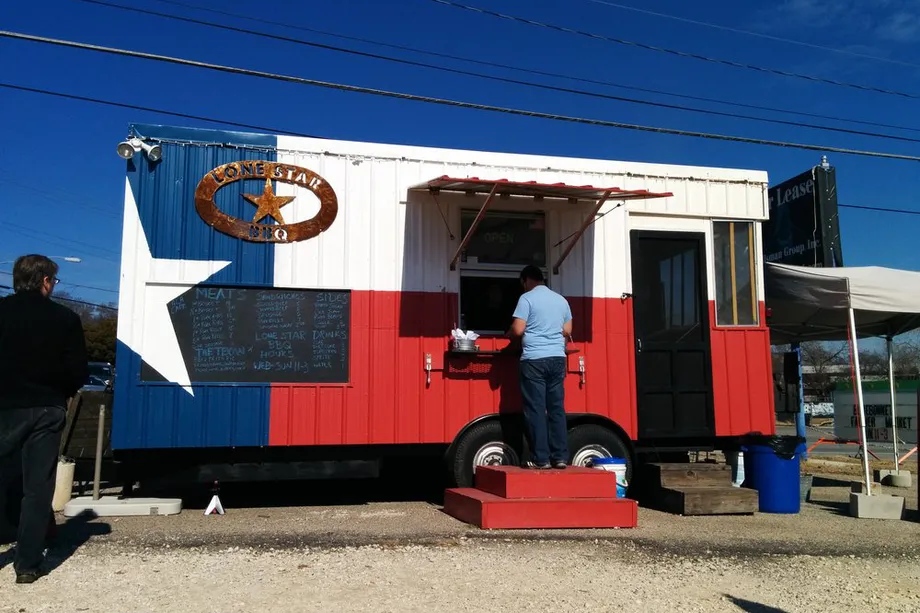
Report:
80,374,110,393
87,361,114,387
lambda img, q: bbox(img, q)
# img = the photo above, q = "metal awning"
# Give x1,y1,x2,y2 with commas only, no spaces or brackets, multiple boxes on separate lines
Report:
409,176,673,272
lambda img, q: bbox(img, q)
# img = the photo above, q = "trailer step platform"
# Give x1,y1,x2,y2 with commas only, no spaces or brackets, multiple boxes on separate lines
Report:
474,465,619,499
640,462,757,516
443,466,637,529
653,486,758,516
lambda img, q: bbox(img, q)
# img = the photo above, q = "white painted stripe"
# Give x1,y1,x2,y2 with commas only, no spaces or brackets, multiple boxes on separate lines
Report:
271,138,766,299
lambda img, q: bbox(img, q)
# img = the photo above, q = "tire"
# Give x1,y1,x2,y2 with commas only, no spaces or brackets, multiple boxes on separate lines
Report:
567,424,633,482
449,420,521,488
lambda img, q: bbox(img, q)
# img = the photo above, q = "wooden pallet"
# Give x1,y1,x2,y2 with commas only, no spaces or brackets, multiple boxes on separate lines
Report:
642,463,757,516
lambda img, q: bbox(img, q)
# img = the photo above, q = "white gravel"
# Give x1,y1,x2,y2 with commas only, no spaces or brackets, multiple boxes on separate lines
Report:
2,540,919,613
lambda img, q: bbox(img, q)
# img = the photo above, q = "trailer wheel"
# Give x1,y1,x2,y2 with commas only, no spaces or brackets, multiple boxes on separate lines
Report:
450,421,520,488
567,424,633,481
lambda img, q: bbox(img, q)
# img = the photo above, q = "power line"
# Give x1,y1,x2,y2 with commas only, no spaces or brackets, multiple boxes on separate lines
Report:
146,0,920,136
577,0,920,69
0,169,118,217
423,0,920,101
0,220,120,261
0,285,117,310
68,0,920,145
840,203,920,216
0,83,323,139
4,30,920,163
0,270,118,294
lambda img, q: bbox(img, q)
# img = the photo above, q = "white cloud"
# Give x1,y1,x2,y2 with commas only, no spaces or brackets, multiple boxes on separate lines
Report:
763,0,920,45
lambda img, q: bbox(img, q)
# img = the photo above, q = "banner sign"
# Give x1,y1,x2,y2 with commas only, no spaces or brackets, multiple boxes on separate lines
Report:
832,387,918,445
763,163,843,268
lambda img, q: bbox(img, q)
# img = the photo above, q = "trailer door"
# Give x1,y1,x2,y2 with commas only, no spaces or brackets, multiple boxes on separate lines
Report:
630,230,715,439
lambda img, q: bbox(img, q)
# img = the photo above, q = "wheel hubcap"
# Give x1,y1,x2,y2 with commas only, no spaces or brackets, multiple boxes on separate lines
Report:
472,443,516,472
571,444,613,467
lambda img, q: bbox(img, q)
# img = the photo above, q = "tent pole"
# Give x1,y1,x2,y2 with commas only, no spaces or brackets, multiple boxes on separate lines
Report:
793,343,807,459
848,307,872,495
887,336,899,470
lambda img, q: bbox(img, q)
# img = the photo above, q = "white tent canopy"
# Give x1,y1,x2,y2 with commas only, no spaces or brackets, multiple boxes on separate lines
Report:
764,262,920,499
764,262,920,344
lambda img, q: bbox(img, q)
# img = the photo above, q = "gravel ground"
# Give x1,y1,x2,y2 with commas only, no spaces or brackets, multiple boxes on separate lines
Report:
2,540,919,613
0,469,917,611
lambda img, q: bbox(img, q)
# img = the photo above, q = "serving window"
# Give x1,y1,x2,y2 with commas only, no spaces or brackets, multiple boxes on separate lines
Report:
458,210,548,334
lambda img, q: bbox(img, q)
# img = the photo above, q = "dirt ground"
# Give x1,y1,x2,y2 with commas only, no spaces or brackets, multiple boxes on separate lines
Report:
1,468,918,612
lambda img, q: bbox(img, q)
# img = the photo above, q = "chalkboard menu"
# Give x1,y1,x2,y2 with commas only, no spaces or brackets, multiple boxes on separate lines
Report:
141,285,350,384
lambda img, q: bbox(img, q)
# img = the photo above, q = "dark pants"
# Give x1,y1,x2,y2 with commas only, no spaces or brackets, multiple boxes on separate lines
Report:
0,406,66,574
519,357,568,465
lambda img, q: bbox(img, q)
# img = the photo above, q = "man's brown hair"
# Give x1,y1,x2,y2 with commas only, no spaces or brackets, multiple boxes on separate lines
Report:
13,254,59,293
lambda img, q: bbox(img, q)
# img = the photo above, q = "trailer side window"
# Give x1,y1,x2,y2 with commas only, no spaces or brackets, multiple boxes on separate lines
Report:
458,210,547,333
713,220,758,326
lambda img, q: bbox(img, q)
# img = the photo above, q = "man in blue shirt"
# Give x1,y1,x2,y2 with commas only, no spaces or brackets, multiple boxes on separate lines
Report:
508,265,573,469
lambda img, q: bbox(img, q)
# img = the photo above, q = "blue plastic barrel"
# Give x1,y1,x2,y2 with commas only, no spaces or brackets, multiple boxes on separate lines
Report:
742,435,806,514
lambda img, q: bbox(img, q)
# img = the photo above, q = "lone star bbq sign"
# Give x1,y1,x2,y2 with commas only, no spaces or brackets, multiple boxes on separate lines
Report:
195,161,338,243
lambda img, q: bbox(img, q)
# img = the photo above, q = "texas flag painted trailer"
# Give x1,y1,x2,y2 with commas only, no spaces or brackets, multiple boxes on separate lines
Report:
112,124,775,488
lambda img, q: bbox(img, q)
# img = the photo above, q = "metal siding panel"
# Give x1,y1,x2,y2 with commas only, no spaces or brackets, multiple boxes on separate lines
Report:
113,130,275,450
116,129,774,452
710,302,774,437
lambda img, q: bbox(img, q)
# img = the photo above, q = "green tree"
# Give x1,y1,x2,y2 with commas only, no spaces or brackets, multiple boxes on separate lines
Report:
83,315,118,364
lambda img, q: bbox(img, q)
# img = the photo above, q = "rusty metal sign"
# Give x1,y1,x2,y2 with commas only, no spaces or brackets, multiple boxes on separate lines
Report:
195,161,338,243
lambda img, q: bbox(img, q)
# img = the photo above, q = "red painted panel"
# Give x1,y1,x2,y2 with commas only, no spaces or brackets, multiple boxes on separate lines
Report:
709,302,775,437
269,292,772,447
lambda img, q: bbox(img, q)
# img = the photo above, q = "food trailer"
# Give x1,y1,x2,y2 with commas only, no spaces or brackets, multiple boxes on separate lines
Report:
112,124,776,488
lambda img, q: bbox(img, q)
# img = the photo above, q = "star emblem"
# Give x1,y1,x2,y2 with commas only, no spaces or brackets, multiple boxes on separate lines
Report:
243,178,295,225
120,178,231,396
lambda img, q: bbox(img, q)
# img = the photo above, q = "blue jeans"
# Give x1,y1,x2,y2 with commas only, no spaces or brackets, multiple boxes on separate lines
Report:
0,406,66,574
519,357,568,465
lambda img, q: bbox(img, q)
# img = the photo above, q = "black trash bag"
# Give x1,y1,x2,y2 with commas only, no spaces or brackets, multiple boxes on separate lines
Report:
743,435,806,460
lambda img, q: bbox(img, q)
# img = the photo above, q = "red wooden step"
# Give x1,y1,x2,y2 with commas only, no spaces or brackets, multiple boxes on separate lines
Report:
474,465,619,499
443,488,638,530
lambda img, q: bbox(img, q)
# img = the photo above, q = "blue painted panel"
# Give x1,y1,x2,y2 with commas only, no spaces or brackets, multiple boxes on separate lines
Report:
112,342,270,449
113,126,277,450
125,140,277,286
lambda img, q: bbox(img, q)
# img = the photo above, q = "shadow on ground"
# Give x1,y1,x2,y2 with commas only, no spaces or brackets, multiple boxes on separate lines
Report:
0,513,111,577
135,458,449,510
724,595,790,613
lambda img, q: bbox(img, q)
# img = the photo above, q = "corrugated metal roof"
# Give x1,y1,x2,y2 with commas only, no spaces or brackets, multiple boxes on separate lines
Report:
409,175,674,201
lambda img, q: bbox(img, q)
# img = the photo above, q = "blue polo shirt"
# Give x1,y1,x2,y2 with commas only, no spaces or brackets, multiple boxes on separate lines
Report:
512,284,572,361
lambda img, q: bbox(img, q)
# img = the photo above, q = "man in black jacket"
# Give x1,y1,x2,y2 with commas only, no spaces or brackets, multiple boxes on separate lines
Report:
0,254,88,583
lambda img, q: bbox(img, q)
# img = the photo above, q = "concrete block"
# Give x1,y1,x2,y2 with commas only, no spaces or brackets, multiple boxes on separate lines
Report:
849,492,905,520
850,481,882,494
63,496,182,517
874,469,912,488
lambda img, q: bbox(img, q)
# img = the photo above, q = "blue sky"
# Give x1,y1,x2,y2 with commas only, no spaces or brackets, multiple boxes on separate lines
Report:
1,0,919,308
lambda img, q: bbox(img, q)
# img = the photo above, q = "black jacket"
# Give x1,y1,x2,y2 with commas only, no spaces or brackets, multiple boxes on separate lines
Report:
0,290,89,410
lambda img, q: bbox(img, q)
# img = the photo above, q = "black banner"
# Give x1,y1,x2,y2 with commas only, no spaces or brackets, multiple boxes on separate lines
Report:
763,163,843,268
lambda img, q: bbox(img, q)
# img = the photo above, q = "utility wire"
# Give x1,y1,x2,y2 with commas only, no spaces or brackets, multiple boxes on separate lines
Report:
68,0,920,145
0,83,322,139
577,0,920,69
0,270,118,294
840,203,920,216
4,88,920,220
0,219,120,260
0,285,117,310
423,0,920,101
144,0,920,136
4,30,920,163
